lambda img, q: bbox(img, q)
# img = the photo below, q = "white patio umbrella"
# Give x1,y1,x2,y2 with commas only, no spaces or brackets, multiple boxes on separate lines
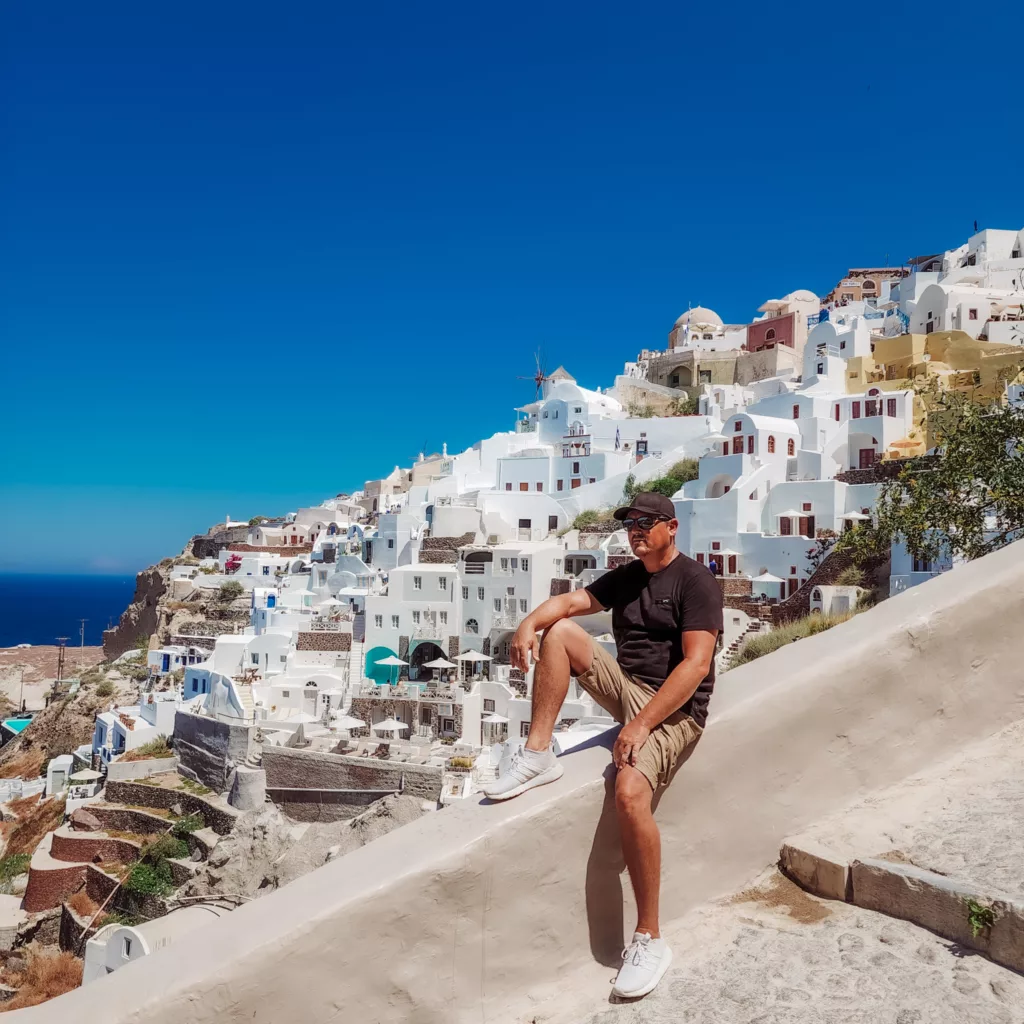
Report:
841,511,870,521
422,657,456,669
372,717,410,738
421,655,456,684
374,654,408,685
481,712,509,743
330,713,366,731
456,649,492,682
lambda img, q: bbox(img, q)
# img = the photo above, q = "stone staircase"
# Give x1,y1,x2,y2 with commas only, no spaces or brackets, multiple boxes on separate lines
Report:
719,619,763,670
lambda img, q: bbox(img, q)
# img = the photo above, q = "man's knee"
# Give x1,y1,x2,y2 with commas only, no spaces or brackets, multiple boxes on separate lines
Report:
615,767,653,817
539,619,592,674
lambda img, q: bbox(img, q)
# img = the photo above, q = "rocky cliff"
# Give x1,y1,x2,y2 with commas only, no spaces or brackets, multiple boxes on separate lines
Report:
102,565,170,660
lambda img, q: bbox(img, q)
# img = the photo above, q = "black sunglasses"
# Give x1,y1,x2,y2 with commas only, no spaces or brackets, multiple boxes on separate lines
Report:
622,515,670,531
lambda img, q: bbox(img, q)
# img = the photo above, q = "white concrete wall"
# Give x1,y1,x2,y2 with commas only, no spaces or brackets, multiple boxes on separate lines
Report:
33,539,1024,1024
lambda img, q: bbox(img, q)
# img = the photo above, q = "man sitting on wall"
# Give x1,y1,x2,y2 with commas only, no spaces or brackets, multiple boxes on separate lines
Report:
484,492,723,999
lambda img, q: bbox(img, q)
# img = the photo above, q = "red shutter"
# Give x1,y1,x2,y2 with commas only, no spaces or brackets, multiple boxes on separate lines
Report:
728,555,736,574
852,401,861,418
887,398,897,417
747,435,753,454
834,403,840,421
696,553,705,564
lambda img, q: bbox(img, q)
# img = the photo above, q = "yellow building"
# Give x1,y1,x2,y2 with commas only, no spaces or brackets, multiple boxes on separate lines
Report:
845,331,1024,454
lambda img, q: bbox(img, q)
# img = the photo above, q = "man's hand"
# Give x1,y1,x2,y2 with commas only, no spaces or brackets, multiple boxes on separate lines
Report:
613,717,651,770
510,622,540,672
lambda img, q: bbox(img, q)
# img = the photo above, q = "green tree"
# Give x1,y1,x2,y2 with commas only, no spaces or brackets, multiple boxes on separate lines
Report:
669,395,696,416
837,385,1024,564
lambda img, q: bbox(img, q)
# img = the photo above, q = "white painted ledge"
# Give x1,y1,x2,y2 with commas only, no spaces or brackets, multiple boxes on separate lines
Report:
22,540,1024,1023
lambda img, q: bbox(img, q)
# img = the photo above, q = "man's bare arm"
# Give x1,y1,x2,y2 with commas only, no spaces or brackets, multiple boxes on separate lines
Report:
613,629,717,769
509,589,604,671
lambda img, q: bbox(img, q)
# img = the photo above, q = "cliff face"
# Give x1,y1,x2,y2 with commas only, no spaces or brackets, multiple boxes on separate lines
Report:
102,565,169,660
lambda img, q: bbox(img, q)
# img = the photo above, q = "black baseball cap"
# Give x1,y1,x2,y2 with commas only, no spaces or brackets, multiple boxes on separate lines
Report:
612,492,676,522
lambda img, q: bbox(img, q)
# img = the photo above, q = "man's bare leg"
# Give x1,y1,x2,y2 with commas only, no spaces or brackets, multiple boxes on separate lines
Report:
615,766,661,937
524,619,594,753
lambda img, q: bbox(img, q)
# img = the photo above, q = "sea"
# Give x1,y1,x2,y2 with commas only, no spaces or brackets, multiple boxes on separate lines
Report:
0,573,137,648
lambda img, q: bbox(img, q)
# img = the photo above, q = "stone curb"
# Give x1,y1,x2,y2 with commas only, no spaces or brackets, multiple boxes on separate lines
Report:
779,838,1024,974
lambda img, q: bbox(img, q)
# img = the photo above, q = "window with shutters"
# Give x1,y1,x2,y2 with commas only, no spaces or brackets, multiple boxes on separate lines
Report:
852,401,861,418
767,435,776,454
787,438,795,456
887,398,897,417
747,434,754,454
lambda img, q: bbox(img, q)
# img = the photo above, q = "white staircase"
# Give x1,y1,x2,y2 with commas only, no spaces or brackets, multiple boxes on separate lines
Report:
235,682,256,722
347,637,366,691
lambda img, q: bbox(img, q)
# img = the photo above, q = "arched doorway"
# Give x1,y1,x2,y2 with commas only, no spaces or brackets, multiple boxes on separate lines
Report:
409,640,446,682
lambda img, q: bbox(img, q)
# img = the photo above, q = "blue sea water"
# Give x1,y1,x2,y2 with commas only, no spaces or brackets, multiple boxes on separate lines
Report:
0,573,137,648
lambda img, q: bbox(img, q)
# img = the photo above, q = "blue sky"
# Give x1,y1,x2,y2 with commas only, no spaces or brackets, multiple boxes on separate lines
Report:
1,1,1021,575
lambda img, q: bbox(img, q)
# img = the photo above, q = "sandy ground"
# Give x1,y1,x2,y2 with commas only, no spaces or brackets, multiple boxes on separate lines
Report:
530,869,1024,1024
0,645,104,712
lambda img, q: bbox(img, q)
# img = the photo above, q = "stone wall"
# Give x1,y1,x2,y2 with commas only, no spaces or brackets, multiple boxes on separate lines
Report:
834,456,936,486
104,779,240,836
262,746,442,803
420,534,475,564
296,632,351,652
418,549,458,564
225,543,313,556
172,711,254,793
103,566,169,660
87,805,170,835
264,787,394,823
719,578,753,599
606,555,636,569
50,833,140,865
549,578,571,597
24,862,89,914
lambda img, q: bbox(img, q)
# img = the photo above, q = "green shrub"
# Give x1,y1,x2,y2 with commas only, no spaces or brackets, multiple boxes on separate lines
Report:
121,735,173,762
96,680,115,698
730,612,855,669
171,813,205,836
834,565,866,588
180,777,212,796
99,910,142,927
448,756,474,769
0,854,31,882
123,860,174,896
571,509,601,530
216,581,244,603
141,834,189,863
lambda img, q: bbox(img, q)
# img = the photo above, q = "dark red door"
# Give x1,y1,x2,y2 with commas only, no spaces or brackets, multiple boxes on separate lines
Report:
859,448,875,469
788,577,798,596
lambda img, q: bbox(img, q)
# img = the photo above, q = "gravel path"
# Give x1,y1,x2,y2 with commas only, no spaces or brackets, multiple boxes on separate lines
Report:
532,871,1024,1024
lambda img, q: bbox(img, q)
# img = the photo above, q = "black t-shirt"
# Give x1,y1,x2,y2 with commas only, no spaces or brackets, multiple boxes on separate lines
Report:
585,554,724,727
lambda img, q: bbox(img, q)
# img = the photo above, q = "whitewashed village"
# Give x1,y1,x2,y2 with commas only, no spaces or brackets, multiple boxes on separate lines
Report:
0,224,1023,1009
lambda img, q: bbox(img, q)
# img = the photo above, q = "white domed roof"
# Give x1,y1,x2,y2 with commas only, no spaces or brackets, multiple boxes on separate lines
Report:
673,306,723,329
783,289,819,303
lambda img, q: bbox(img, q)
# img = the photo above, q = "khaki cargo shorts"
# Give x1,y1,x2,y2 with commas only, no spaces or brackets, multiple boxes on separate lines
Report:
575,638,703,790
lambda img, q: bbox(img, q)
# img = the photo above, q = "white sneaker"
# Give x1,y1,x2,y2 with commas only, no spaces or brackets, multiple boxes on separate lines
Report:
612,932,673,998
482,745,563,801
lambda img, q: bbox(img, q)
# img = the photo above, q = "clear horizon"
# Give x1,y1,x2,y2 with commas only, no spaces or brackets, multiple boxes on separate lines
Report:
2,0,1022,575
